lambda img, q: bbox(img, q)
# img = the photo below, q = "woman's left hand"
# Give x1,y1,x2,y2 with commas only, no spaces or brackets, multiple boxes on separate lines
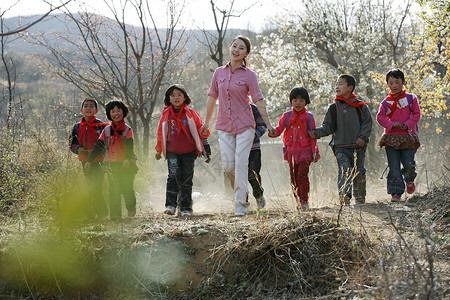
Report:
201,123,209,136
267,125,276,136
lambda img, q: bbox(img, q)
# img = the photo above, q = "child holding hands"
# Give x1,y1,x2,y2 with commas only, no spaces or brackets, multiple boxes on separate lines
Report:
376,69,421,202
309,75,372,205
155,84,211,216
86,100,138,222
269,87,320,210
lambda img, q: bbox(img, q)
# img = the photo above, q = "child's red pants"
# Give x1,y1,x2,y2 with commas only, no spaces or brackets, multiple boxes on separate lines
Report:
289,161,311,205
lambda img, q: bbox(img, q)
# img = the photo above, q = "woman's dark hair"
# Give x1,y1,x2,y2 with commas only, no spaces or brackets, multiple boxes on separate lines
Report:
289,87,310,105
81,98,98,109
164,84,192,106
386,68,405,83
231,35,251,67
338,74,356,93
105,100,129,121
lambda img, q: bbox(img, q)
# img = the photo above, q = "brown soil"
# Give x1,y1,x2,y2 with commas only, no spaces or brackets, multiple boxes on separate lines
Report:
128,187,449,298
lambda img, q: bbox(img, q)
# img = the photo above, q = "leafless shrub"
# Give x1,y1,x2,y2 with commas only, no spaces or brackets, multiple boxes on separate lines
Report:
197,216,376,298
374,185,450,299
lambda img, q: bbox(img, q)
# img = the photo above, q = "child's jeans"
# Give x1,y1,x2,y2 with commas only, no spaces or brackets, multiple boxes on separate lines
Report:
289,160,311,205
385,147,416,196
108,162,137,219
334,146,367,200
165,151,196,212
248,148,264,199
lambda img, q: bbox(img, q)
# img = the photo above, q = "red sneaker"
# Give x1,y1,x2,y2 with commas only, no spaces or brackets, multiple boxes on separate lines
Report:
406,183,415,194
391,195,401,202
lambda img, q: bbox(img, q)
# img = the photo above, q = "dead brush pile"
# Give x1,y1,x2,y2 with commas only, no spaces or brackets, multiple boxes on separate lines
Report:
193,215,375,299
408,185,450,229
373,185,450,299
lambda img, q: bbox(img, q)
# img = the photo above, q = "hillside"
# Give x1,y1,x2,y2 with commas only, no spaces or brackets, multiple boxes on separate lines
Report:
0,186,448,299
2,13,252,56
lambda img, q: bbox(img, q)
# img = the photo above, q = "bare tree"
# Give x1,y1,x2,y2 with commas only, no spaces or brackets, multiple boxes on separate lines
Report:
0,18,17,131
32,0,189,155
198,0,256,68
0,0,72,36
382,0,414,66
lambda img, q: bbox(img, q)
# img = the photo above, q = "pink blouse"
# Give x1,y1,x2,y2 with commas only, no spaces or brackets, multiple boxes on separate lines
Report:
207,62,264,134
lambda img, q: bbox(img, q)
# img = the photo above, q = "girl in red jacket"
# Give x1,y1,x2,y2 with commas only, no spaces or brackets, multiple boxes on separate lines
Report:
155,84,211,216
269,87,320,210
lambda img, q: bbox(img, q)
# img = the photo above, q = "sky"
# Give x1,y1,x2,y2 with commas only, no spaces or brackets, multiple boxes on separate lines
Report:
1,0,296,32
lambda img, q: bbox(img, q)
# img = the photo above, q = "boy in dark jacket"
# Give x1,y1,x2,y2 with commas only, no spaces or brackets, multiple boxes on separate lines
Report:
248,103,267,208
309,75,372,205
69,98,108,218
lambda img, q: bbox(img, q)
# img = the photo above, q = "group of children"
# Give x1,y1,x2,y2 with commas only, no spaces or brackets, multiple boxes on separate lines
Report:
70,99,138,221
70,68,421,219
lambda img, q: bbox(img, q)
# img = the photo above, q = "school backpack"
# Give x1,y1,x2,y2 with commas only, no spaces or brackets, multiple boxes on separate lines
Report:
329,102,363,128
104,124,131,151
284,110,313,132
381,93,418,132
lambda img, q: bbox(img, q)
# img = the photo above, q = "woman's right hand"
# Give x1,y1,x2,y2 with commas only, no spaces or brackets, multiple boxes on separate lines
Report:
155,152,162,160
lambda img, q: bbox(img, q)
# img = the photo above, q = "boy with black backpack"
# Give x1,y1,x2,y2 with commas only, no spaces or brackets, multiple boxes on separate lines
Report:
309,75,372,205
69,98,108,219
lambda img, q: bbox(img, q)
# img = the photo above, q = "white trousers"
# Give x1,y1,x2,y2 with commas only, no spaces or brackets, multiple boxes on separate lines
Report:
218,128,254,214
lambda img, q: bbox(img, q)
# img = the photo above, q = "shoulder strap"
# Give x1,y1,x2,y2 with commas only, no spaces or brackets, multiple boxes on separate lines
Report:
284,111,293,128
356,106,363,126
306,113,313,131
74,123,80,135
123,125,131,139
406,93,419,132
329,103,337,128
105,125,130,151
406,93,413,112
331,102,362,126
104,125,112,151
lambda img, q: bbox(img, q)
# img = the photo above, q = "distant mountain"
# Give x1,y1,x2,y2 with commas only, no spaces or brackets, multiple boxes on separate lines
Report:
2,13,254,57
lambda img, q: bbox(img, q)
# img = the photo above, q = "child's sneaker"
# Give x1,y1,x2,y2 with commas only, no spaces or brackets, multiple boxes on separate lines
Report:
127,206,136,217
355,197,365,204
181,211,191,217
391,195,402,202
406,183,415,194
256,196,266,208
164,206,176,215
340,195,351,206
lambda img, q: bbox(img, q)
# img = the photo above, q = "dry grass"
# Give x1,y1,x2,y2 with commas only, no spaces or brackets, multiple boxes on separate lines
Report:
0,132,449,299
192,215,376,299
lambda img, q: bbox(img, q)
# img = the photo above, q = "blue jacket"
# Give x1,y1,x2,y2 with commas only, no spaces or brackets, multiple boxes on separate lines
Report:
250,103,267,149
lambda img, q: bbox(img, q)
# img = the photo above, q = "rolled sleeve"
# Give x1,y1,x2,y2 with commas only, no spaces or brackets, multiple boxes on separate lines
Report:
248,71,264,102
207,69,219,99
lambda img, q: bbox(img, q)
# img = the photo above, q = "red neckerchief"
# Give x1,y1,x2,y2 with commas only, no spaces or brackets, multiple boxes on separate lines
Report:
109,120,126,149
385,90,406,119
169,103,192,142
80,116,108,135
335,93,370,107
284,108,308,144
111,120,126,138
